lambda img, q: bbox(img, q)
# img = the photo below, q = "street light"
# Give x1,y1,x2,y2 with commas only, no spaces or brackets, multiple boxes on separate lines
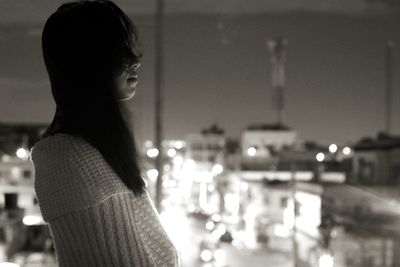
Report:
173,155,183,166
146,148,159,158
183,159,195,170
316,152,325,162
167,148,176,157
23,215,44,226
214,249,225,263
247,147,257,157
147,169,159,181
342,146,351,155
200,249,213,262
174,141,184,150
205,221,215,231
16,147,29,160
211,164,223,176
319,254,334,267
328,144,337,153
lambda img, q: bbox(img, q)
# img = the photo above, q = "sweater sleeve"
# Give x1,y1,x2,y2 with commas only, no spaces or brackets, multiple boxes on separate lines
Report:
48,192,156,267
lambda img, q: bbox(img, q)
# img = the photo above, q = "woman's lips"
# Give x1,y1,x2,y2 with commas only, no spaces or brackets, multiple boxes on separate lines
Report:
127,76,137,83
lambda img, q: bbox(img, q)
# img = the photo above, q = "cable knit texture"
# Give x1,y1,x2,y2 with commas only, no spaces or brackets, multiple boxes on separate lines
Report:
30,133,180,267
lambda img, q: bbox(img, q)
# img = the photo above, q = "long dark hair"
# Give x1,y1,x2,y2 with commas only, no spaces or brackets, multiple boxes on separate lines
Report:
41,0,145,194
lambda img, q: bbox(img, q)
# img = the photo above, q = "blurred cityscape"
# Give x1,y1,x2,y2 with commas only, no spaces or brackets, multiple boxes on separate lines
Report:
0,119,400,267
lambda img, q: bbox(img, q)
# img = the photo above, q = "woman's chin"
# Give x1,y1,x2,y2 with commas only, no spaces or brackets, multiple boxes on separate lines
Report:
117,89,135,101
128,90,136,100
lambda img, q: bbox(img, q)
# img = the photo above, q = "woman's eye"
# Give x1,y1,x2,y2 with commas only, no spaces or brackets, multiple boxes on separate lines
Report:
126,62,140,71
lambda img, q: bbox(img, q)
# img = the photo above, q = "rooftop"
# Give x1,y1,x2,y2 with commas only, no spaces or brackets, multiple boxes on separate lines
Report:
353,132,400,151
246,123,292,131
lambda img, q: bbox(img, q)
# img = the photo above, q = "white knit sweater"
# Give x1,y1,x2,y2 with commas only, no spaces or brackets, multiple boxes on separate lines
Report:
30,133,180,267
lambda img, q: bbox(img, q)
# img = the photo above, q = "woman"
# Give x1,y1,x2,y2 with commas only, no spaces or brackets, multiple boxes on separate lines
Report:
30,1,180,266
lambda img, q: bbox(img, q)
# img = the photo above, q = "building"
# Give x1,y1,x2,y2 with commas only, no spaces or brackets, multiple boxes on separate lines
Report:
185,124,226,164
294,182,400,267
0,122,47,157
0,124,48,263
351,132,400,185
239,124,349,182
178,124,227,214
241,123,298,157
0,122,46,213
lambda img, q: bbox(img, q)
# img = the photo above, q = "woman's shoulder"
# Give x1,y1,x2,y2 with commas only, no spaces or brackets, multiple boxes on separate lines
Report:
31,133,131,222
31,132,124,186
30,133,104,170
31,133,85,157
30,133,81,174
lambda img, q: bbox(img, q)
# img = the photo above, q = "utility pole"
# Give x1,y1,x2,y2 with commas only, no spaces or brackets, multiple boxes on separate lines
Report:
290,158,299,267
22,134,29,148
154,0,165,211
384,41,395,134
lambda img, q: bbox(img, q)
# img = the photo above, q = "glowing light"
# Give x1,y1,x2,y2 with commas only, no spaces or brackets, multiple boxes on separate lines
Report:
321,172,346,183
225,215,239,224
159,207,189,251
23,215,44,226
163,164,171,171
328,144,337,153
11,167,20,178
243,204,257,248
283,200,295,229
174,141,184,150
316,152,325,162
342,146,351,155
0,263,20,267
319,254,334,267
247,147,257,157
199,182,208,210
200,249,213,262
187,204,196,213
211,213,221,222
295,191,321,236
211,224,226,240
144,140,153,148
274,224,290,238
214,249,225,263
225,193,240,215
146,148,159,158
218,224,226,235
205,221,215,231
1,155,11,162
232,239,240,248
240,182,249,191
173,156,183,166
16,148,28,159
147,169,159,180
211,164,223,176
167,148,176,158
183,159,196,169
162,180,176,188
207,184,215,192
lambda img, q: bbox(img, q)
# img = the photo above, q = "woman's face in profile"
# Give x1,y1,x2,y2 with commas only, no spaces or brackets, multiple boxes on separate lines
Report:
114,62,141,101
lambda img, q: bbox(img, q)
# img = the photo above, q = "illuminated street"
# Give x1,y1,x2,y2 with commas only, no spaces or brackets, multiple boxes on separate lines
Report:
160,206,292,267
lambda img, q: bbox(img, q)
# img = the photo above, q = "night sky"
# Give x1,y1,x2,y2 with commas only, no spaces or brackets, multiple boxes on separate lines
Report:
0,7,399,145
